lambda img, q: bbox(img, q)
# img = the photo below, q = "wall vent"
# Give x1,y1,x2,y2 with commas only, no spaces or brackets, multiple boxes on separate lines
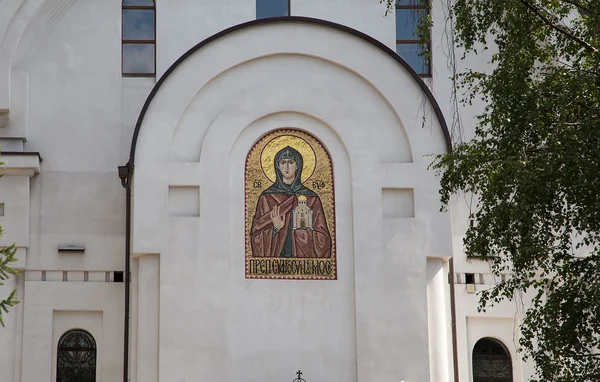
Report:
58,244,85,253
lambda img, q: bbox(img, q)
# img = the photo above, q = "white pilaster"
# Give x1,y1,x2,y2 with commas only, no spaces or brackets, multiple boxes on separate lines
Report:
427,258,452,382
136,253,160,382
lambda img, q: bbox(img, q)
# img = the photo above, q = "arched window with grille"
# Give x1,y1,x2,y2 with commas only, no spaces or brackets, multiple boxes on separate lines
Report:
122,0,156,76
472,337,513,382
56,329,97,382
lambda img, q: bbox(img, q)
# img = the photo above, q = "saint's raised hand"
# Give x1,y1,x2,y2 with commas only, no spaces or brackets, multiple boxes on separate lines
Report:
270,204,285,231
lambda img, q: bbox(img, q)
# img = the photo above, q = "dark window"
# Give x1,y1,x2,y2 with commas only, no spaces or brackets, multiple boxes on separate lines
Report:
472,338,513,382
256,0,290,19
114,271,124,282
122,0,155,76
57,330,97,382
395,0,431,76
465,273,475,284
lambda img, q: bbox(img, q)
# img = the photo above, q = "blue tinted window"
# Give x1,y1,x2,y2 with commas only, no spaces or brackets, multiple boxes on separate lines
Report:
395,1,430,76
123,44,155,75
257,0,289,19
395,8,423,40
122,10,155,40
396,43,428,75
396,0,424,5
122,0,155,76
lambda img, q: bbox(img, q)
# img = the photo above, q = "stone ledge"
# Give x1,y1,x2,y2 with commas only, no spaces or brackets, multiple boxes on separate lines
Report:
0,152,41,177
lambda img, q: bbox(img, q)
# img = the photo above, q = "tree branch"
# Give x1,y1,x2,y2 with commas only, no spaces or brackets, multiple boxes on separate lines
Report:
557,0,591,14
562,352,600,358
519,0,598,54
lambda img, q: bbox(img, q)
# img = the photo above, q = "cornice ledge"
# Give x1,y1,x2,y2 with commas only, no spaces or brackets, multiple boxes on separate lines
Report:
132,252,160,259
0,152,41,177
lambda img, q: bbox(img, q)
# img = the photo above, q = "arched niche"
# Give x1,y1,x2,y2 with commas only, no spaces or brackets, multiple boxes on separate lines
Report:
169,54,412,163
130,18,450,256
129,18,452,382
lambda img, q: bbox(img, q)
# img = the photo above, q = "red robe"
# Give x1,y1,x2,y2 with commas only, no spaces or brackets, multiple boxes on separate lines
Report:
250,193,332,258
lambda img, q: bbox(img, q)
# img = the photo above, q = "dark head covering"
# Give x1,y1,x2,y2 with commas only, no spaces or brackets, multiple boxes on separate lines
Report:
262,146,315,195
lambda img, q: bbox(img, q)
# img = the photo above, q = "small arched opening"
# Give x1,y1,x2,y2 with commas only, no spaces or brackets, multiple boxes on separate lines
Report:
56,329,97,382
472,337,513,382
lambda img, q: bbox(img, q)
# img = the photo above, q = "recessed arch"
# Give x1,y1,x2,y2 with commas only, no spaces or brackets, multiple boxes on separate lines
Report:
169,57,414,163
127,16,451,167
126,16,455,382
11,0,78,72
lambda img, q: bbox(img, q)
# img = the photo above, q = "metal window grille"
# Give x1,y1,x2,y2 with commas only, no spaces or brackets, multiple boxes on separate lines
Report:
56,330,97,382
472,338,513,382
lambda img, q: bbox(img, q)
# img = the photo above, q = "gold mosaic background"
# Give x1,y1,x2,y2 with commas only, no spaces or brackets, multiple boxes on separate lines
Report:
245,129,336,280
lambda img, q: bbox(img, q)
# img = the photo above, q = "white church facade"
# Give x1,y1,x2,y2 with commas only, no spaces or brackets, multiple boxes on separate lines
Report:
0,1,532,381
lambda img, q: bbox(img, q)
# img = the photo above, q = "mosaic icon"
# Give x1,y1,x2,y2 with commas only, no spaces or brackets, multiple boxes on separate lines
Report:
245,129,336,280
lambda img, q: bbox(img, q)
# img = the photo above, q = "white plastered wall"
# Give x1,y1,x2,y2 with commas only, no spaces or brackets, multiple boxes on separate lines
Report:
1,0,127,271
453,273,536,382
465,316,535,382
0,1,403,381
132,21,451,382
450,189,535,381
0,2,133,381
0,0,540,380
20,282,123,382
51,311,103,381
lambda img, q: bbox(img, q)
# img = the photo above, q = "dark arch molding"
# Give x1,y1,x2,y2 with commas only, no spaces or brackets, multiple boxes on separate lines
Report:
126,16,451,166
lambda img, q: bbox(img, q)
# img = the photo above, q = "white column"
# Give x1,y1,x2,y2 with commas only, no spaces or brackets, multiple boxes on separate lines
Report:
427,258,452,382
12,274,24,382
136,254,160,382
129,257,138,382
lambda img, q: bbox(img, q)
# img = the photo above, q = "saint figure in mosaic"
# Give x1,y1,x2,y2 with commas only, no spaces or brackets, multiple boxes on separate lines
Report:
245,129,336,280
250,146,331,258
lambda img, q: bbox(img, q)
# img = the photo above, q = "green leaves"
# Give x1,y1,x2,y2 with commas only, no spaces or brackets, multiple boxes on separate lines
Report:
0,157,20,328
0,236,19,329
432,0,600,380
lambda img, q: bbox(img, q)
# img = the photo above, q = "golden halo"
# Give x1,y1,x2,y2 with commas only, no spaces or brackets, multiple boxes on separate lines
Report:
260,134,316,184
